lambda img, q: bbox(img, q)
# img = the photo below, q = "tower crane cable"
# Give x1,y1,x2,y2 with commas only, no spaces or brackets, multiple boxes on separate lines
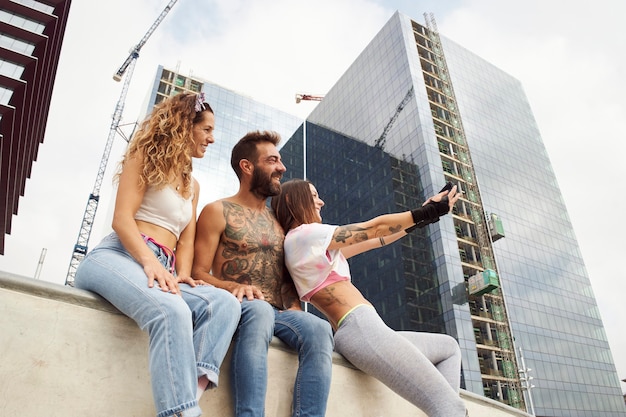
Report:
65,0,179,286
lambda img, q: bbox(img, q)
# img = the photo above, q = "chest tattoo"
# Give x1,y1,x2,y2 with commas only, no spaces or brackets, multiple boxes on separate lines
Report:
220,201,285,301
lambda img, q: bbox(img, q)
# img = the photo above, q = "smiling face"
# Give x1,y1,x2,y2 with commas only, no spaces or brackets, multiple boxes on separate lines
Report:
250,142,286,198
191,111,215,158
309,182,324,222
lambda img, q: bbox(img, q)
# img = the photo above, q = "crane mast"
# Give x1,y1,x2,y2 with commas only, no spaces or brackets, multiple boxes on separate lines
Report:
65,0,179,286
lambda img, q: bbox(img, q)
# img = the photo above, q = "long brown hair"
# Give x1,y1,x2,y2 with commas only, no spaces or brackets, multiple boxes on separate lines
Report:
116,92,213,194
271,179,319,232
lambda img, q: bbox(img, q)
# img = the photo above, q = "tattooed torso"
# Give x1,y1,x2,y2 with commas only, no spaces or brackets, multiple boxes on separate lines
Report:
214,200,285,307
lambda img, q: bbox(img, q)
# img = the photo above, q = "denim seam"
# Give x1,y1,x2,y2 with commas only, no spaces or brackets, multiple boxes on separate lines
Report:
275,314,304,416
155,399,199,417
181,288,222,387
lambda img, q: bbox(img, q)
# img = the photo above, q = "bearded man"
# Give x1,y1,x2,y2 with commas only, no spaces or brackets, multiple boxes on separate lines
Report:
193,130,333,417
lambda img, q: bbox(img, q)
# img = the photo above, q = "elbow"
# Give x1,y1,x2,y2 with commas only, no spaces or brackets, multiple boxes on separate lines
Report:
111,214,124,234
111,213,132,235
190,265,200,278
191,263,209,281
111,217,121,234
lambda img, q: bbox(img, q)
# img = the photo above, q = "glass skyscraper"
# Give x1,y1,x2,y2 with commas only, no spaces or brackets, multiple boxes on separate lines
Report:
144,65,302,208
280,11,625,417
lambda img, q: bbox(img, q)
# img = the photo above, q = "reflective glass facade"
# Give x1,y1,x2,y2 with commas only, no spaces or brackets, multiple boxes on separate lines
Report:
282,124,446,332
442,35,625,417
281,11,626,417
146,66,302,207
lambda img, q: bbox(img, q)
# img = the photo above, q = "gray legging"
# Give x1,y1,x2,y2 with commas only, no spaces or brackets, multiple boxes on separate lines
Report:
333,305,466,417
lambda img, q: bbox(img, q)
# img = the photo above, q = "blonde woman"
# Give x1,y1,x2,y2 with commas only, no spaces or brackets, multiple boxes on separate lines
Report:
75,93,240,417
271,179,466,417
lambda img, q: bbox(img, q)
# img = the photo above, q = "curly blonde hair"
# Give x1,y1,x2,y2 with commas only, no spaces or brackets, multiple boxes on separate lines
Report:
115,92,213,194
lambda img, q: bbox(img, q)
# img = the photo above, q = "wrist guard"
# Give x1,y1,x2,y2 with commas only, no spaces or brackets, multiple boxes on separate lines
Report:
410,197,450,228
405,224,418,233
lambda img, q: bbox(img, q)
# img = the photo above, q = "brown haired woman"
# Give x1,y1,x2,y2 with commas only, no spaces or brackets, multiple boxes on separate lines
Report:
271,178,467,417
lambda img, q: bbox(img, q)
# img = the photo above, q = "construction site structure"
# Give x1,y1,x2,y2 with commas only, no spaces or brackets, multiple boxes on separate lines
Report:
374,86,414,150
416,13,527,411
157,68,203,100
65,0,179,286
295,93,324,103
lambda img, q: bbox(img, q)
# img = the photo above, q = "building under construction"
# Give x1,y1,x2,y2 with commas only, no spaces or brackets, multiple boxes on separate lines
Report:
279,11,625,417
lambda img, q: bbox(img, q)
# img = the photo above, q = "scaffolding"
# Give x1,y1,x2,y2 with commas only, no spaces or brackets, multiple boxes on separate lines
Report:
417,13,526,410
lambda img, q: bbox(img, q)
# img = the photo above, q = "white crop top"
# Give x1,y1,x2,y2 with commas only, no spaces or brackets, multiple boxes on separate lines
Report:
284,223,351,301
134,185,193,240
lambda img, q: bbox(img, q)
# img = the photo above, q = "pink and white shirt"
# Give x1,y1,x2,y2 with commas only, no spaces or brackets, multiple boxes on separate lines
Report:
284,223,351,301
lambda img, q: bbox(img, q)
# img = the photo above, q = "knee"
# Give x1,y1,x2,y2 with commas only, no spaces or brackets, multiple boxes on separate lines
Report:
242,300,274,320
301,316,334,352
442,334,461,357
146,298,192,330
211,288,241,319
444,334,460,348
239,300,275,339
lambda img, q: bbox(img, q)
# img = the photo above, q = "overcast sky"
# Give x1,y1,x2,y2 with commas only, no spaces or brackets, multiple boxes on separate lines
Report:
1,0,624,392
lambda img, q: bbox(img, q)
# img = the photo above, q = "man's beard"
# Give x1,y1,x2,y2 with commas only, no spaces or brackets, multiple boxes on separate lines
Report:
250,169,281,199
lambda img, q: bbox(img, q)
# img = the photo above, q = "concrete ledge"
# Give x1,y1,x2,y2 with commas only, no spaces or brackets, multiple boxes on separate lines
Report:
0,271,531,417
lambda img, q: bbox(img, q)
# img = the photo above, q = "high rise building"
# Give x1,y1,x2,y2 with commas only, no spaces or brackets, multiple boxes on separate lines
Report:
143,65,302,208
0,0,71,254
280,11,625,417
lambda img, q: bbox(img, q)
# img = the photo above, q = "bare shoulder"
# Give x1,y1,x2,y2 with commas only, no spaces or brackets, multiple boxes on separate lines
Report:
199,198,228,215
197,200,226,231
190,178,200,203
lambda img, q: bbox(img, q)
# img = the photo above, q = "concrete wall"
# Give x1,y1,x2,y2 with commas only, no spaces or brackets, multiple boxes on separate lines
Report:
0,271,531,417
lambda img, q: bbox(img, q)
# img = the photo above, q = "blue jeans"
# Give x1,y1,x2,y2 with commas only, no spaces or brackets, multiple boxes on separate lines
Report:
74,233,241,417
231,299,334,417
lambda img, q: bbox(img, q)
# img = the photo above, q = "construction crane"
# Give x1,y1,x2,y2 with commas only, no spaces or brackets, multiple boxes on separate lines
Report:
295,93,324,103
65,0,179,286
374,86,414,150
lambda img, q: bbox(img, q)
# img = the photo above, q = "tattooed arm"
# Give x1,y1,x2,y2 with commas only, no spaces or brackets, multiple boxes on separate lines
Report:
325,186,459,259
327,212,415,259
340,229,408,259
